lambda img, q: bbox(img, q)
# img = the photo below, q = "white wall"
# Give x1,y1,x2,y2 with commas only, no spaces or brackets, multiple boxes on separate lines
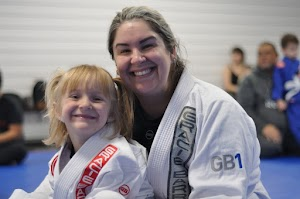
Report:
1,0,300,97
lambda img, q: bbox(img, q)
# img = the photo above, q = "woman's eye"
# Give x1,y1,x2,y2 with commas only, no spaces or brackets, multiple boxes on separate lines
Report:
120,49,130,54
142,44,154,50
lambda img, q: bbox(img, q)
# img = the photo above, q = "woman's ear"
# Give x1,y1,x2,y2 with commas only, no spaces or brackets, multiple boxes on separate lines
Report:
171,47,177,60
107,115,115,123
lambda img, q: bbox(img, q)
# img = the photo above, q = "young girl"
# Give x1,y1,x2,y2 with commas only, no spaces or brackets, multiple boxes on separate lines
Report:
10,64,153,199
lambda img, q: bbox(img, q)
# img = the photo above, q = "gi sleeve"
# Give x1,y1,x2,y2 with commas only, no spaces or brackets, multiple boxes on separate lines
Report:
130,141,154,199
9,189,50,199
188,100,270,198
86,148,153,199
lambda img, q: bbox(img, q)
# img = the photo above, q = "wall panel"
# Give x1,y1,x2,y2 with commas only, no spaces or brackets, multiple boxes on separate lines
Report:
0,0,299,96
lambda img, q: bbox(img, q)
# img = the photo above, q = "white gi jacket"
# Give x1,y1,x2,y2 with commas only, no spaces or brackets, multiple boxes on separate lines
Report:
10,124,153,199
147,69,270,199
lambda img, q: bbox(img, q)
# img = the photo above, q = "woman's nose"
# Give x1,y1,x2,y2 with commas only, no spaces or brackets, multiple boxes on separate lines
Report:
131,49,146,65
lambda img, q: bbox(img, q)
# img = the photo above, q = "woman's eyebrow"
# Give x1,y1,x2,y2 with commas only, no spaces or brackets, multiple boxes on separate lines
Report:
140,36,156,44
115,36,156,48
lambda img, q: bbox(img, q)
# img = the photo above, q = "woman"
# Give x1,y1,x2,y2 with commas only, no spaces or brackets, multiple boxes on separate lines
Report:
223,47,251,99
108,6,270,198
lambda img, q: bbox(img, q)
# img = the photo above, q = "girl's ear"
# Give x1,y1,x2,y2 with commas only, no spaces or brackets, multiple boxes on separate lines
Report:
107,108,115,123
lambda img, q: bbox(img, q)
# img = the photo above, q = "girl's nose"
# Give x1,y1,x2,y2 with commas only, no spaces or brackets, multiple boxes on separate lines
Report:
79,96,92,110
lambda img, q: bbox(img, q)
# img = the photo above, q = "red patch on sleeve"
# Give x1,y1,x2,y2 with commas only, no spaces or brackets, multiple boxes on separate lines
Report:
119,184,130,196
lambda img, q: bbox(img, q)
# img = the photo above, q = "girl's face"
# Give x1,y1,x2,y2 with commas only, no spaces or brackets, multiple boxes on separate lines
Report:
112,19,174,97
58,86,112,144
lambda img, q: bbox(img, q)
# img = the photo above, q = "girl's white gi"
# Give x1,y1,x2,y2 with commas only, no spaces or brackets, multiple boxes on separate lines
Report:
147,69,270,199
9,124,154,199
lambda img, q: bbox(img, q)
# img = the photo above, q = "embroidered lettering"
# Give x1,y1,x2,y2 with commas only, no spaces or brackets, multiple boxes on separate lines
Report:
75,144,118,199
82,175,94,185
76,189,85,199
211,153,243,172
168,106,196,198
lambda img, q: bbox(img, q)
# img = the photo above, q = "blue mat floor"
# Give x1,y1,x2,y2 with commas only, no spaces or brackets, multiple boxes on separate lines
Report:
0,149,57,199
260,157,300,199
0,149,299,199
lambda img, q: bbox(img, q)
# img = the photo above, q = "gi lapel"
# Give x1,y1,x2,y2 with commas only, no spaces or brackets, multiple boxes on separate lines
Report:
53,124,116,198
147,69,196,198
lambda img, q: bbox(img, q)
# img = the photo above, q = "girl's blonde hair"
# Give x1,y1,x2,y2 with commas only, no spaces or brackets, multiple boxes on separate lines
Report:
44,64,134,147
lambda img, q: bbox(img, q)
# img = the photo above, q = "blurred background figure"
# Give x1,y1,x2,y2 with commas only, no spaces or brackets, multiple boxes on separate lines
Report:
223,47,251,99
0,69,27,165
32,80,46,112
272,33,300,152
237,42,300,158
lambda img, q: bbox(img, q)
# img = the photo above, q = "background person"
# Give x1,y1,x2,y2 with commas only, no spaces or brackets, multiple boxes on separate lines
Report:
32,80,46,111
222,47,251,99
237,42,297,158
272,33,300,150
0,69,27,165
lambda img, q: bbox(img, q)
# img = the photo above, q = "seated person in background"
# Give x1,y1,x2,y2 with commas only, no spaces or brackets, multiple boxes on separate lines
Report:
272,33,300,154
32,80,46,111
0,69,27,165
237,42,297,158
223,47,251,99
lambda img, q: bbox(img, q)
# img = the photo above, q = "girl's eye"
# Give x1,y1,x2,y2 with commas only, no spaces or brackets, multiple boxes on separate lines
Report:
69,94,79,99
92,96,103,102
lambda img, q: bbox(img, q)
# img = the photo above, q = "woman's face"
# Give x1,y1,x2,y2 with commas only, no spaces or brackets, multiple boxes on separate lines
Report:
112,19,174,97
231,52,243,64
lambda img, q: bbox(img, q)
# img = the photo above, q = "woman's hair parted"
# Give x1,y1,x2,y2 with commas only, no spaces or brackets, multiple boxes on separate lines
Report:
107,6,186,91
43,64,134,147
